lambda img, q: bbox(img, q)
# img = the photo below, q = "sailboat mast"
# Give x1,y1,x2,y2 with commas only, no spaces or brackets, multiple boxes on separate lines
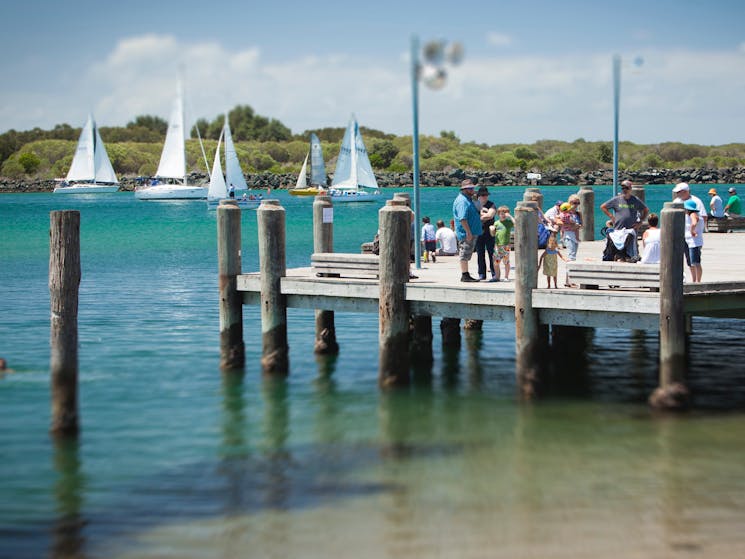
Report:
350,119,358,191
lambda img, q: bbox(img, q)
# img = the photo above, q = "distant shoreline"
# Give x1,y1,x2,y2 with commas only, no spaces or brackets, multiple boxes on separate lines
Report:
2,167,744,193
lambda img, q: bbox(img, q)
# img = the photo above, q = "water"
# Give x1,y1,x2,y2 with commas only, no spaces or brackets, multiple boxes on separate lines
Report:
2,186,745,559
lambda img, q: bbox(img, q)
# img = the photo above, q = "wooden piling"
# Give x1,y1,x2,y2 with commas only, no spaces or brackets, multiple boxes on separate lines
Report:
378,199,411,387
631,185,646,204
49,210,80,436
523,187,543,210
440,318,461,348
651,201,689,409
578,186,595,242
410,316,434,376
217,200,245,370
257,200,289,376
514,202,541,398
312,194,339,354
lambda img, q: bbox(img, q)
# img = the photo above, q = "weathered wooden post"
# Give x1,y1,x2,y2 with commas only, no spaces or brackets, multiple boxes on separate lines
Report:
631,184,646,204
514,201,541,398
257,199,289,376
217,199,245,370
440,318,461,348
312,194,339,354
49,210,80,436
523,187,543,210
578,186,595,242
410,316,433,377
650,201,688,409
378,198,411,387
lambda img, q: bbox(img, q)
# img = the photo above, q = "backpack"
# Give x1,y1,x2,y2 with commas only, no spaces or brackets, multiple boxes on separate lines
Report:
537,223,551,249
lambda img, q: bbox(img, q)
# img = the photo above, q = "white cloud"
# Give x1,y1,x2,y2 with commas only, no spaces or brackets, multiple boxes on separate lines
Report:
486,32,512,47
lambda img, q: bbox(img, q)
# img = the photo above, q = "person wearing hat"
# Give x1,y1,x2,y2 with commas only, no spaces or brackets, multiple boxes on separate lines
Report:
452,179,483,282
474,186,498,280
683,199,704,282
672,182,707,230
600,179,649,260
707,188,725,221
724,187,741,217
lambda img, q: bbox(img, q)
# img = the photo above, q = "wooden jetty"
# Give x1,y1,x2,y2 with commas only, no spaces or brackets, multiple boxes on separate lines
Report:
217,191,745,409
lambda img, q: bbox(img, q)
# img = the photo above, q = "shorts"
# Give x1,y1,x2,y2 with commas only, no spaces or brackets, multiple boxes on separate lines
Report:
424,240,436,252
685,245,702,266
494,245,509,262
458,237,477,261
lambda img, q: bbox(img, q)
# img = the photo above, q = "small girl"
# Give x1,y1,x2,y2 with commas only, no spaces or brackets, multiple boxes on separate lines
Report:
538,231,567,288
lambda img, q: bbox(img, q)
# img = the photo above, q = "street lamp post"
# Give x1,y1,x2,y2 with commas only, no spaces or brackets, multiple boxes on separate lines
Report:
410,35,463,269
612,54,621,197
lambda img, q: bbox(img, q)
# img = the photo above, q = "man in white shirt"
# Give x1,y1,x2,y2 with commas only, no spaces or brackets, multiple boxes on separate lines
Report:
672,182,707,228
435,219,457,255
708,188,724,218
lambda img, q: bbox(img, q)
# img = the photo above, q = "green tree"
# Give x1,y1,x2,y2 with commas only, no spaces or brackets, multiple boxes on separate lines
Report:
18,151,41,174
369,139,399,168
597,143,613,164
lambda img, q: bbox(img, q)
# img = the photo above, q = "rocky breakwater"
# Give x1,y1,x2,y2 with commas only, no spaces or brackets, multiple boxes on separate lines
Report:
3,167,745,193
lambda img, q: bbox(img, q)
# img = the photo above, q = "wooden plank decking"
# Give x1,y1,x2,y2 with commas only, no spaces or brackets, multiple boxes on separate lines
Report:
237,232,745,330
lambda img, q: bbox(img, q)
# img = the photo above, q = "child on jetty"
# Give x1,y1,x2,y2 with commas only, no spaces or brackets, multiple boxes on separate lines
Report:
538,231,566,288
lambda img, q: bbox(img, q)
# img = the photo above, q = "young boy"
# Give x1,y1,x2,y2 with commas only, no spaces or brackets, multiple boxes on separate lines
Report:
491,206,515,281
421,216,437,263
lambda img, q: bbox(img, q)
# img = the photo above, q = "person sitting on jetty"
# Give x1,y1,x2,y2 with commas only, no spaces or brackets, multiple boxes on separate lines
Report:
452,179,482,282
724,187,742,216
435,220,457,256
640,213,661,264
600,179,648,261
421,216,437,263
708,188,724,219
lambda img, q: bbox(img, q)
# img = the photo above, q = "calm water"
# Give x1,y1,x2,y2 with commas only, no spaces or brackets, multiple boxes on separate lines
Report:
2,186,745,559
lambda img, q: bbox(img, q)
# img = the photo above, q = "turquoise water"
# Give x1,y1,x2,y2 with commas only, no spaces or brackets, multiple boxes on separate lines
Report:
2,186,745,558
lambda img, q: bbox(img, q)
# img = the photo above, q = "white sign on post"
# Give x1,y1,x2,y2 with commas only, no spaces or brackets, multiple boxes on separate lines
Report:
526,173,542,180
322,207,334,223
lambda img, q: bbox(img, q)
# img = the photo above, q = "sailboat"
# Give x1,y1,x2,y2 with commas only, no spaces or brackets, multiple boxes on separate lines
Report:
54,114,119,194
135,88,207,200
207,117,259,209
290,133,327,196
328,116,381,203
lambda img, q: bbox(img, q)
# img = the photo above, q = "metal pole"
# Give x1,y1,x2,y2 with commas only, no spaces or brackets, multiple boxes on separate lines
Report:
411,34,422,269
612,54,621,197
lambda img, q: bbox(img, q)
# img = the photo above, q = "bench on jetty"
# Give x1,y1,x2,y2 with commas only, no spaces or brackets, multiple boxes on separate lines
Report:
566,262,660,291
707,216,745,232
311,252,380,278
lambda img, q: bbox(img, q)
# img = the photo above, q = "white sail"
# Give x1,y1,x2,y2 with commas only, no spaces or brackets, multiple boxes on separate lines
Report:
207,132,227,202
223,119,247,191
295,153,309,189
65,114,118,184
331,116,378,191
310,133,326,186
155,92,187,182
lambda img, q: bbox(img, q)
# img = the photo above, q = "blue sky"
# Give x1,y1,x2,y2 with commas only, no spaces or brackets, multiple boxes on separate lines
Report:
2,0,744,145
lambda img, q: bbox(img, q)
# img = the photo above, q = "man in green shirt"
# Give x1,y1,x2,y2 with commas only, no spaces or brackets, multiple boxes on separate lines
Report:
725,187,742,216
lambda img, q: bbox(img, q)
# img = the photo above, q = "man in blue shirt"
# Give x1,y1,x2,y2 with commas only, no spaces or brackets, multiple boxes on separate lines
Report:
452,178,482,282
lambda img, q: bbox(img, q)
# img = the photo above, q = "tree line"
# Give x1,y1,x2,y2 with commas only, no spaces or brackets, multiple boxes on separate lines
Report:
2,105,745,180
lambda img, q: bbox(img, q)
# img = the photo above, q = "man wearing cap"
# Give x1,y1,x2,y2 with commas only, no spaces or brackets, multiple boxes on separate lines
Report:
600,180,649,260
452,179,482,282
672,182,707,231
683,199,704,282
474,186,497,281
708,188,725,219
724,187,741,217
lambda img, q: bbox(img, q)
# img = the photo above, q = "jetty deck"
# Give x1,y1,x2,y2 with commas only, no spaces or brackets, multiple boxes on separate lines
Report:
237,233,745,331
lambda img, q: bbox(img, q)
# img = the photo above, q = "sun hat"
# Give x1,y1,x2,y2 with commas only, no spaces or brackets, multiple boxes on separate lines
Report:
476,186,490,196
728,187,736,193
684,200,697,211
560,202,571,211
672,182,689,193
708,188,717,195
460,178,475,190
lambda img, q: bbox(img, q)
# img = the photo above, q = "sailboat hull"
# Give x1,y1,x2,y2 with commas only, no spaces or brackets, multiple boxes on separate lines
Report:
54,183,119,194
289,187,326,197
328,190,380,203
135,184,207,200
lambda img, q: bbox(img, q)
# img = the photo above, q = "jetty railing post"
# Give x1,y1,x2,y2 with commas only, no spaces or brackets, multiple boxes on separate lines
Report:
378,199,411,387
257,200,289,376
49,210,80,436
514,202,541,398
312,194,339,354
578,186,595,242
651,201,688,409
217,199,245,370
631,184,646,205
523,187,543,210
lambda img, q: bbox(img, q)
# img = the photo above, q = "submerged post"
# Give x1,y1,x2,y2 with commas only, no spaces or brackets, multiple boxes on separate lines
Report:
49,210,80,436
217,200,245,370
651,201,688,409
578,186,595,242
514,202,541,398
257,200,289,376
313,194,339,354
378,199,411,387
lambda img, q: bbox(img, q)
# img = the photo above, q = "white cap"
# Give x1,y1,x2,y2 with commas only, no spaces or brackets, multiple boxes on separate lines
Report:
672,182,689,193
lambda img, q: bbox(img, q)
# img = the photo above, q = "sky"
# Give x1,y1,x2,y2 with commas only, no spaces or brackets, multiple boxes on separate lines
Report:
1,0,744,145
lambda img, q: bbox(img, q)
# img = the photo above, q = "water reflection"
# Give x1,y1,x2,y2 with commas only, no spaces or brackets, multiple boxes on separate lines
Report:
260,378,291,509
51,436,86,559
